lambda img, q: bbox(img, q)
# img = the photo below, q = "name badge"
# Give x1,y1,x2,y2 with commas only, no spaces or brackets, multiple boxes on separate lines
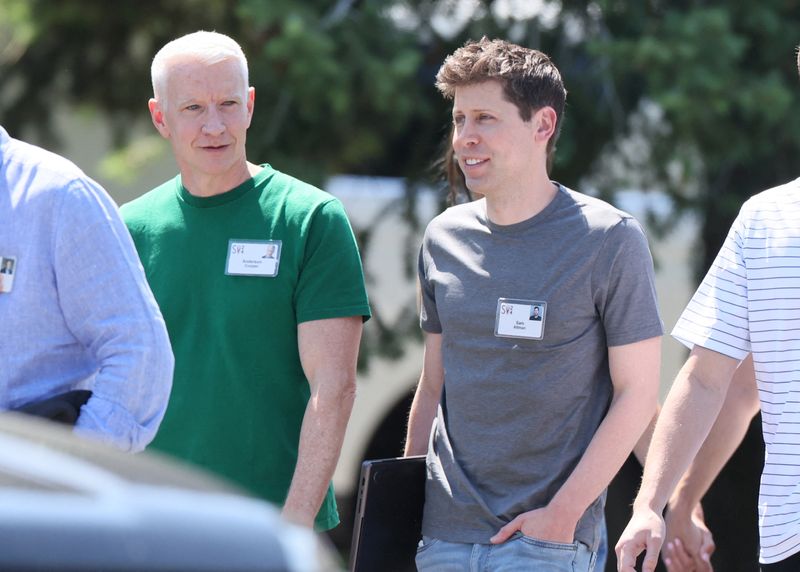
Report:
225,240,281,277
0,256,17,294
495,298,546,340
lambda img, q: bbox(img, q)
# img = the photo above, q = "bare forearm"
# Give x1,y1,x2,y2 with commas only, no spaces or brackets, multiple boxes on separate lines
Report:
284,316,363,527
282,378,356,526
552,387,658,521
491,380,659,546
635,369,729,513
404,375,440,456
616,348,739,571
550,338,660,521
668,355,759,512
405,333,443,456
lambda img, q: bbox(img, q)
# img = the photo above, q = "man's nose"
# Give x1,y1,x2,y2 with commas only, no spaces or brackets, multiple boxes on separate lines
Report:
453,121,478,148
202,107,225,136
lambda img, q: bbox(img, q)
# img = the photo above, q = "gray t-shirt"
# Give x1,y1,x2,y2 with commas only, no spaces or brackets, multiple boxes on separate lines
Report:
418,184,663,548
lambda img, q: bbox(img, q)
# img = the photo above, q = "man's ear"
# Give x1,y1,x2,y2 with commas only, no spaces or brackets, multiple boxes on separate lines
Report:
534,107,557,145
149,98,170,138
246,87,255,127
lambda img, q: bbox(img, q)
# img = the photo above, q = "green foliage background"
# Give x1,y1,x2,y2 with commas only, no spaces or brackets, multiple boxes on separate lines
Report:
3,0,799,273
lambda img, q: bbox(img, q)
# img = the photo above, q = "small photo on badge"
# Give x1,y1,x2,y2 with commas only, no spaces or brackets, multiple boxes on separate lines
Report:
0,256,16,293
529,305,543,321
261,243,278,260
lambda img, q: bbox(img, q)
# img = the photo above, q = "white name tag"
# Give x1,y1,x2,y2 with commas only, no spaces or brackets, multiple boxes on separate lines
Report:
225,240,282,277
495,298,546,340
0,256,16,294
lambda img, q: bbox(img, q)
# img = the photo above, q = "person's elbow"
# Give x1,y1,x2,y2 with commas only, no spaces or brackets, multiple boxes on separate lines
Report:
313,369,357,421
334,372,358,412
614,381,659,427
728,371,760,420
122,319,175,451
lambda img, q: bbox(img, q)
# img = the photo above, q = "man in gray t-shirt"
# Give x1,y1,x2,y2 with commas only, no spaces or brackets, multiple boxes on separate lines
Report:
405,38,663,571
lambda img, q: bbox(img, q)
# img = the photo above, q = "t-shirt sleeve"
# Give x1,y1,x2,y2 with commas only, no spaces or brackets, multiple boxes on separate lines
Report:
418,234,442,334
671,212,750,360
294,198,371,323
592,217,664,346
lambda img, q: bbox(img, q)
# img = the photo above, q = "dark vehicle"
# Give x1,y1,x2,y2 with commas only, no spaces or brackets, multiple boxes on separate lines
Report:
0,412,341,571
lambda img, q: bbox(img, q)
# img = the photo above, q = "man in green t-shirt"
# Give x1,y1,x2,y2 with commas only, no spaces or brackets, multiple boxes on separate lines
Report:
121,31,370,531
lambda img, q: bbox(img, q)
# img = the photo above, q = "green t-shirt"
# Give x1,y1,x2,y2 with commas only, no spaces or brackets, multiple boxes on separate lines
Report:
122,165,370,530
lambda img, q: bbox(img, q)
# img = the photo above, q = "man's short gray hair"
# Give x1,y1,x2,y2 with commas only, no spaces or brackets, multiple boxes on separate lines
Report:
151,31,249,104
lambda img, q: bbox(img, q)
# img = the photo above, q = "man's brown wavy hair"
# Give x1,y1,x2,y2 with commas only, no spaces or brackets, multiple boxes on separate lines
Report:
436,37,567,172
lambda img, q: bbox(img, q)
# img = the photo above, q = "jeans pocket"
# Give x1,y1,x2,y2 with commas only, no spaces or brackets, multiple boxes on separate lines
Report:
416,535,439,554
518,535,579,552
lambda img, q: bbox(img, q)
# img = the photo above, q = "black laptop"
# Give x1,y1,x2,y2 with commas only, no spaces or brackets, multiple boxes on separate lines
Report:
349,455,427,572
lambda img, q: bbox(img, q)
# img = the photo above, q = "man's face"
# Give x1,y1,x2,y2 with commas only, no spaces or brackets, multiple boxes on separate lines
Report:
150,57,254,182
451,81,539,197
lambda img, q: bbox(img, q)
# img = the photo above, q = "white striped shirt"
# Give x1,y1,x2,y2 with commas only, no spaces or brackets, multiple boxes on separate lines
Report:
673,177,800,564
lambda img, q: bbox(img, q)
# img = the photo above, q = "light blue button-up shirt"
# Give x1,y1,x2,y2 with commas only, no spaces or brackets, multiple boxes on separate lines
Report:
0,126,173,452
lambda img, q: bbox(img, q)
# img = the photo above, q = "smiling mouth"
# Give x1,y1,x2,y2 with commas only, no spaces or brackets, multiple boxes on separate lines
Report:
463,158,487,167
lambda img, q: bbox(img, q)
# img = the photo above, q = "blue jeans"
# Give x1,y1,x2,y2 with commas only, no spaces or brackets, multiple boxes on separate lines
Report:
415,533,596,571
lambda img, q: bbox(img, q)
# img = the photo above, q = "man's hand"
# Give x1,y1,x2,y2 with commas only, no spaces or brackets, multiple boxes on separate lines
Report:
662,504,714,571
489,505,576,545
615,507,665,572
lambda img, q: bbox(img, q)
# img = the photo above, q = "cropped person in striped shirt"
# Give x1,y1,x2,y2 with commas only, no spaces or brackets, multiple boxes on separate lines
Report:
616,47,800,572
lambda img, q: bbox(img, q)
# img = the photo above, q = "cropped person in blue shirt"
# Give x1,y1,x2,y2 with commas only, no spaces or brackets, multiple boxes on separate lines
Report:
0,125,173,452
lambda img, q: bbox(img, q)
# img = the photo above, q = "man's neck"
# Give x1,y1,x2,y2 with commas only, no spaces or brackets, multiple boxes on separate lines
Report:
181,162,262,198
485,177,558,226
